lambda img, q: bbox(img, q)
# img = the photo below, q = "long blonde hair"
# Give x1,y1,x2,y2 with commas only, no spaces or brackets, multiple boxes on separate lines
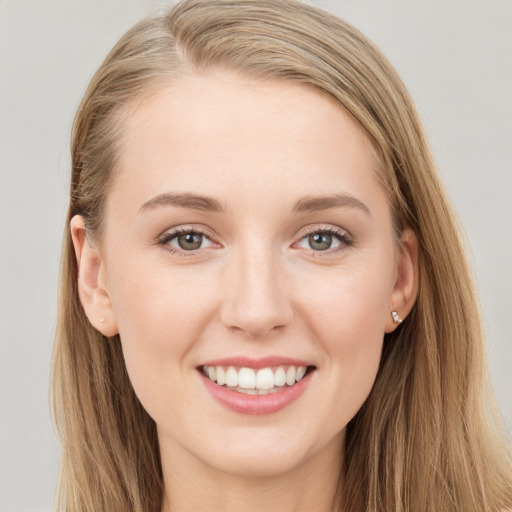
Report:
51,1,512,510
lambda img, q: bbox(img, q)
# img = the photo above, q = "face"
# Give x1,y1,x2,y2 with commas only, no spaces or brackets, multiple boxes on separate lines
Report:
75,71,415,479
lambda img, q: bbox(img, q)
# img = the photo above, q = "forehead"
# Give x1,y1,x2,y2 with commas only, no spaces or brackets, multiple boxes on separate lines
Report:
110,71,386,216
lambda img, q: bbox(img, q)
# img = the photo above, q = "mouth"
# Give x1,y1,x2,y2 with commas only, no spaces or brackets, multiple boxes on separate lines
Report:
197,359,316,415
200,364,315,395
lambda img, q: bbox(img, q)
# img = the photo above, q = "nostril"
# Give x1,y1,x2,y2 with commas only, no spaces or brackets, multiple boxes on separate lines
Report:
229,322,288,339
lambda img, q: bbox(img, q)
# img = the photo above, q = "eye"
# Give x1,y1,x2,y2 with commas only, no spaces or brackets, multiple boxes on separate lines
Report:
295,228,351,252
158,228,216,253
173,232,206,251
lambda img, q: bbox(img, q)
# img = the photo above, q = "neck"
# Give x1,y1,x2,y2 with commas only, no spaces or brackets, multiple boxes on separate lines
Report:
160,433,344,512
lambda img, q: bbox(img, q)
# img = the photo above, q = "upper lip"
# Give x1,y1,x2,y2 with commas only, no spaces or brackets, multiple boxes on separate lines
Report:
200,356,314,369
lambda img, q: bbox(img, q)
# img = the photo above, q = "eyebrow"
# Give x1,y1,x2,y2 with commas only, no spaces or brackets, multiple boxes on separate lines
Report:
140,192,225,213
292,193,370,215
139,191,370,215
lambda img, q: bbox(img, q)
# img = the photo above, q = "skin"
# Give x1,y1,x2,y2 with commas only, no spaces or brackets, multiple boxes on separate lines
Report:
72,71,418,512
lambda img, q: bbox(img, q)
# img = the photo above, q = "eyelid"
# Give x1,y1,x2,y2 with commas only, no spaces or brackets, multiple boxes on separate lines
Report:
153,223,353,256
155,224,222,254
292,224,353,254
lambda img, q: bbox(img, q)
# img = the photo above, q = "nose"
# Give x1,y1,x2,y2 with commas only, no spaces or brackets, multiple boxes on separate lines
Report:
220,247,293,339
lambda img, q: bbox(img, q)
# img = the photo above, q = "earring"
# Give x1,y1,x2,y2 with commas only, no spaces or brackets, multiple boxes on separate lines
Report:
391,311,403,324
99,318,105,323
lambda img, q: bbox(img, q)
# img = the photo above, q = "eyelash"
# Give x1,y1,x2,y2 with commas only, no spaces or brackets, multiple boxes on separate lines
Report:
155,225,353,256
294,226,353,255
156,227,216,256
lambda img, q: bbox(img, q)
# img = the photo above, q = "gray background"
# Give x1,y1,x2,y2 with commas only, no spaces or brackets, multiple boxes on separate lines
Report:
1,1,510,510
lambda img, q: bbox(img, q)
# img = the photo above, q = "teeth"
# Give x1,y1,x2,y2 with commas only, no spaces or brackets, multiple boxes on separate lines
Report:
225,367,238,387
274,366,286,386
238,368,256,389
228,386,285,395
237,388,258,395
256,368,274,390
216,367,226,386
203,364,309,391
286,366,296,386
296,366,307,381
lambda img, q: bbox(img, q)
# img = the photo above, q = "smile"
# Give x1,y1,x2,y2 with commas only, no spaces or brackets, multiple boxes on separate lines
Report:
201,364,308,395
198,358,316,415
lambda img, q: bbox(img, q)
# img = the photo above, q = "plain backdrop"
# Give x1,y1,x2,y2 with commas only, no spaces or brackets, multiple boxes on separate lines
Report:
1,1,510,510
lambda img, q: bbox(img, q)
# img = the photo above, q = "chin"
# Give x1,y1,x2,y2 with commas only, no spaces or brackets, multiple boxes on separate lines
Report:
206,446,312,478
192,424,344,479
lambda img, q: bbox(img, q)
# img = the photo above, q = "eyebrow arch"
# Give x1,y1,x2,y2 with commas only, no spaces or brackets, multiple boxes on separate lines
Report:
140,192,225,213
292,193,370,215
140,191,369,215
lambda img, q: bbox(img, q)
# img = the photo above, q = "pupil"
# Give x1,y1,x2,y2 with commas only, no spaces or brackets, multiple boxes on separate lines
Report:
178,232,202,250
309,233,332,251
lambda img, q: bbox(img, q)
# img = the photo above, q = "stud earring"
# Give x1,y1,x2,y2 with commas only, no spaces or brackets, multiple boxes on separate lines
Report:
391,311,403,324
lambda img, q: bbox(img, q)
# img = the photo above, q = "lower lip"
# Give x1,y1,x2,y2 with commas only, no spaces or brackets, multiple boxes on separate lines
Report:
200,371,313,415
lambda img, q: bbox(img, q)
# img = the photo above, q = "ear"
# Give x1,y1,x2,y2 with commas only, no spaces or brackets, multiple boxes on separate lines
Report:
385,228,419,333
70,215,119,337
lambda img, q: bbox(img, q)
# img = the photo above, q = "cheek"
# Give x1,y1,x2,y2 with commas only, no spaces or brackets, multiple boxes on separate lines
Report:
301,255,392,344
106,257,218,394
111,258,212,337
298,260,392,419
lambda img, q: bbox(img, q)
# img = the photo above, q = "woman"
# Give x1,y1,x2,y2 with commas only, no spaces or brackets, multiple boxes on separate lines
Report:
51,0,512,510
